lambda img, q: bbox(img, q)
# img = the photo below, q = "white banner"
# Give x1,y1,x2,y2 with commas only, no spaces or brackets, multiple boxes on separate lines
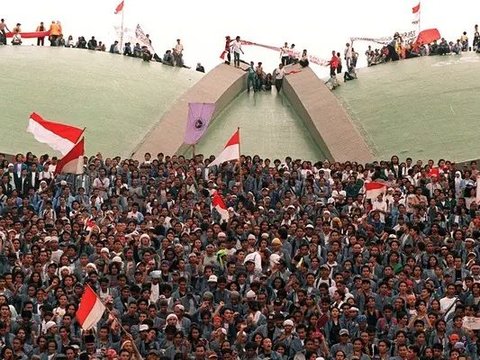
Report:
351,30,417,45
463,316,480,330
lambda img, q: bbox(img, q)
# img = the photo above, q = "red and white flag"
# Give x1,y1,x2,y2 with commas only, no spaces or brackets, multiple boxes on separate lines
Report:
55,137,85,175
412,3,420,24
208,129,240,167
212,191,229,222
27,113,84,155
412,3,420,14
76,285,106,330
114,0,124,14
365,182,387,201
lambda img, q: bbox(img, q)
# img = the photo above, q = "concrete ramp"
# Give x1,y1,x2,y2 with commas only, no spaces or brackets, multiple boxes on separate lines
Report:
283,65,374,163
132,64,246,159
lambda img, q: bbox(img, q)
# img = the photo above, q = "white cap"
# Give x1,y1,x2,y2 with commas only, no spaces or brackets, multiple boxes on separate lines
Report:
45,321,57,331
218,232,226,238
270,254,281,266
208,275,218,283
139,324,149,332
283,319,294,327
166,314,178,321
101,247,110,254
247,234,256,240
246,290,256,299
112,256,123,263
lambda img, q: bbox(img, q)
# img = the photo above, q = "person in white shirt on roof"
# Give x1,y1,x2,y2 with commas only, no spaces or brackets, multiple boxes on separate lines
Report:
230,36,244,68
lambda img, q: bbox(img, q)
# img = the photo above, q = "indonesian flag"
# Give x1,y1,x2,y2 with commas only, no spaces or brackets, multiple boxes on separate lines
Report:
412,3,420,14
212,191,229,222
365,182,387,201
76,285,106,330
412,3,420,24
208,129,240,167
55,137,85,175
84,217,96,232
114,0,124,14
27,113,84,155
428,167,440,178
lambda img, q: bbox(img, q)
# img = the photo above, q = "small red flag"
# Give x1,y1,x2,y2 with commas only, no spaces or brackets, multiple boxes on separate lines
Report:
114,0,124,14
412,3,420,14
76,285,106,330
55,137,85,175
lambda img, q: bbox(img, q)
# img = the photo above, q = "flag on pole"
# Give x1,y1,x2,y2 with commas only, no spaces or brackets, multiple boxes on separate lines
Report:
412,2,420,24
212,191,229,222
27,113,84,155
184,103,215,145
208,129,240,167
114,0,124,14
54,137,85,175
76,285,106,330
365,182,387,201
412,3,420,13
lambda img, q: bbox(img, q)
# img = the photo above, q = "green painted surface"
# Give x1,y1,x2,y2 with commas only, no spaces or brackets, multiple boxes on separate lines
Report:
335,53,480,162
191,91,327,162
0,46,202,158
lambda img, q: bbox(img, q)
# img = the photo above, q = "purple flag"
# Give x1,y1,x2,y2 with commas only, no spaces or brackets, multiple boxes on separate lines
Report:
184,103,216,145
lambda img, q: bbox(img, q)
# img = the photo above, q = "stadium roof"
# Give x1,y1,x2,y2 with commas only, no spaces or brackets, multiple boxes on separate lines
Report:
335,53,480,162
0,46,202,158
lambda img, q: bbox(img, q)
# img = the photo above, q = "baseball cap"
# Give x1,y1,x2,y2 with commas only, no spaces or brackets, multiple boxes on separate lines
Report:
339,329,349,336
208,275,218,283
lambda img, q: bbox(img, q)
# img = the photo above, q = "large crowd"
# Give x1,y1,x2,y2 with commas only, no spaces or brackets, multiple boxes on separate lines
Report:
0,19,192,70
364,26,480,67
3,15,480,360
0,151,480,360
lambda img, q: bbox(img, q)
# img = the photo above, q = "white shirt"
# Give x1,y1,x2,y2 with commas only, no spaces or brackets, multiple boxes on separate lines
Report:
344,46,352,59
440,296,456,317
275,67,286,80
230,40,242,54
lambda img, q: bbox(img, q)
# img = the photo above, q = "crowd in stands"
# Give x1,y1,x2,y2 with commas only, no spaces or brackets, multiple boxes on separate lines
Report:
1,150,480,360
0,19,190,69
365,26,480,67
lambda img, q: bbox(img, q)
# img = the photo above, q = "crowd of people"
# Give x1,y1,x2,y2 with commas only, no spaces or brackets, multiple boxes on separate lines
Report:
0,19,192,70
364,25,480,67
0,150,480,360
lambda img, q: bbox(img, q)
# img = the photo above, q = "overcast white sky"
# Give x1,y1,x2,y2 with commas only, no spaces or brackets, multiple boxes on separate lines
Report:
2,1,479,74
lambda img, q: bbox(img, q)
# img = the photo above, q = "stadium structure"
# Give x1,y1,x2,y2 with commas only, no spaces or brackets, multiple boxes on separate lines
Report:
2,46,480,162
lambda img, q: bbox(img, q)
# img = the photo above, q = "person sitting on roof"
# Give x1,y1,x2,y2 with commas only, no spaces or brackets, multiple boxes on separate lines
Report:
344,66,357,83
133,43,142,57
162,49,174,66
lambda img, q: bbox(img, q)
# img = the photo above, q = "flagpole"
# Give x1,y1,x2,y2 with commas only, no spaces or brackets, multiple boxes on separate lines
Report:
418,2,421,34
98,292,143,360
120,1,125,53
192,144,196,158
237,127,243,192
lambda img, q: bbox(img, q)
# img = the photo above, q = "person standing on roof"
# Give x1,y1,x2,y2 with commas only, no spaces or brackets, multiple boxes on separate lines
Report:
231,36,244,68
0,19,10,45
48,20,62,46
173,39,184,67
280,42,289,66
224,35,231,64
344,43,352,69
36,22,46,46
